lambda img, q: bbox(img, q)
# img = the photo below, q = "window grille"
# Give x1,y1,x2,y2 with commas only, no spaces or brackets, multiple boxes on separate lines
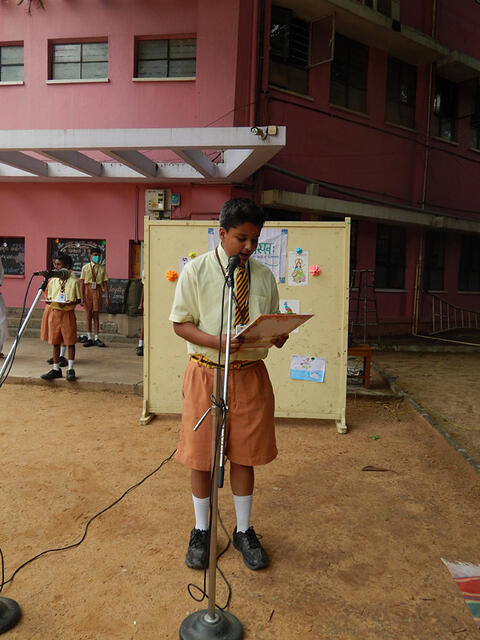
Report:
0,45,24,82
135,39,196,78
51,42,108,80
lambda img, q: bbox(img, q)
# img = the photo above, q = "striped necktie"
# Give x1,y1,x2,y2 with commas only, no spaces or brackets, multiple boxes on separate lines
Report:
234,264,249,327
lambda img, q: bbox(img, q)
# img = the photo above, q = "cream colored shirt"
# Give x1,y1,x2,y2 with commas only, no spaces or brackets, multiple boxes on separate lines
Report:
47,274,81,311
169,243,279,363
80,262,108,285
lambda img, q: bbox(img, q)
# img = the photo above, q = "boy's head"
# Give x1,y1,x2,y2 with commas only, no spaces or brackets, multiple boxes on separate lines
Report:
219,198,264,231
53,252,71,270
90,249,101,264
219,198,264,265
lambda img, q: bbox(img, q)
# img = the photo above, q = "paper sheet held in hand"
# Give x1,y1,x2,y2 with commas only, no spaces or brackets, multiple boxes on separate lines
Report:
235,313,313,349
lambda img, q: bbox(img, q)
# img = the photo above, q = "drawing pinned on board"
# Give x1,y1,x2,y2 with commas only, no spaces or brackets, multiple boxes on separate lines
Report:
280,299,301,332
288,251,308,286
290,355,325,382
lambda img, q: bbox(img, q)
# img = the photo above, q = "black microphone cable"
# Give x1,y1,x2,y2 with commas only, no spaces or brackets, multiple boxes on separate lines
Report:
0,447,177,593
0,273,36,389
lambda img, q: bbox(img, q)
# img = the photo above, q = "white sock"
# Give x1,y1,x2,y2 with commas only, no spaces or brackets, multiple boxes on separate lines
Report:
53,362,60,371
233,494,253,533
192,495,210,531
60,345,66,357
87,332,93,340
68,360,74,369
138,339,143,347
94,334,99,341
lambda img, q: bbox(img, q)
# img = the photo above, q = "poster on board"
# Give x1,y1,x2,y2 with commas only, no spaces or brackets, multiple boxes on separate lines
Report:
207,227,288,283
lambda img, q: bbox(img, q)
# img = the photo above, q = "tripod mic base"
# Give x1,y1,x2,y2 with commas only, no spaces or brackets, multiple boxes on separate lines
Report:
179,608,242,639
0,597,21,634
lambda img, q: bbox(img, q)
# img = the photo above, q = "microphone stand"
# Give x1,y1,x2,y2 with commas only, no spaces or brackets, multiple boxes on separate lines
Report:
0,278,47,633
179,264,242,640
0,276,49,382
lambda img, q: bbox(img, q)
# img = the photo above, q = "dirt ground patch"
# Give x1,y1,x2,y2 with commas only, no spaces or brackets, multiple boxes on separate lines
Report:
1,383,479,639
373,352,480,466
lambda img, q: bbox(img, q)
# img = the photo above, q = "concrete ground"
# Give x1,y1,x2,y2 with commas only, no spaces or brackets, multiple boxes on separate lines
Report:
1,335,143,395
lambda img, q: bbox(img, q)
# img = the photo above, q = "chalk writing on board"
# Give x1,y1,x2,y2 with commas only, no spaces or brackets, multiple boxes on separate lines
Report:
103,279,129,314
49,238,106,276
0,237,25,276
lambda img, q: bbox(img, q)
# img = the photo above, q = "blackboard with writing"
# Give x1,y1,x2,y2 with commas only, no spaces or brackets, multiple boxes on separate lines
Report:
0,237,25,276
49,238,106,276
103,278,129,314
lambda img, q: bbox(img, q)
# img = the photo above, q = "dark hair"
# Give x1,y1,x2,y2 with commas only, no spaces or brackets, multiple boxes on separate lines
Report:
219,198,265,231
90,248,101,256
55,252,72,269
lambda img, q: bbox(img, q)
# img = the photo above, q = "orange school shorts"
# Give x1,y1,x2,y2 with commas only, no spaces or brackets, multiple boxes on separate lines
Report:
46,308,77,346
176,359,277,471
83,284,103,313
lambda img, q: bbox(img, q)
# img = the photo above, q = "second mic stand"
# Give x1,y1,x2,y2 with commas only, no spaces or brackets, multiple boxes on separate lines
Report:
179,265,242,640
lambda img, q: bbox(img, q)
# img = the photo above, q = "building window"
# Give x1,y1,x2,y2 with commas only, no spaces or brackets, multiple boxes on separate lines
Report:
385,57,416,129
269,5,309,95
374,224,406,289
0,45,24,82
364,0,392,16
135,39,196,79
469,79,480,150
330,34,368,113
458,235,480,292
433,76,457,141
423,231,444,291
50,42,108,80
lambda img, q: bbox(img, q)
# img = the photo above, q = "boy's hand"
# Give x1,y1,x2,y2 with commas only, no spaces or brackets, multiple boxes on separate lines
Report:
271,334,289,348
221,334,244,353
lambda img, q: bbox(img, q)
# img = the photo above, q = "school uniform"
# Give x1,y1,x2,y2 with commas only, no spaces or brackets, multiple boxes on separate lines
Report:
80,262,108,312
43,274,81,346
169,243,280,472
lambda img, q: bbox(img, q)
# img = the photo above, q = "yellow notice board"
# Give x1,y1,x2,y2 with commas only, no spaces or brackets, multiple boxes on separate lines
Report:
142,220,350,432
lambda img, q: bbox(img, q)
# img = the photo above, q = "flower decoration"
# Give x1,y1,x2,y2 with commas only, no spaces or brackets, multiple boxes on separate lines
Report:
188,251,196,259
165,269,178,282
309,264,321,277
296,247,302,254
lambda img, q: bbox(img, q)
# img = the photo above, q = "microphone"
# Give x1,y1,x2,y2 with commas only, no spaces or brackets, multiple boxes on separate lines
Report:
34,269,70,279
226,254,240,276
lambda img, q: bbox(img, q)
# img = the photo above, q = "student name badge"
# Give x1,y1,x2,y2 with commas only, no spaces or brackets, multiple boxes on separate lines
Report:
91,282,97,289
58,293,66,303
235,324,247,336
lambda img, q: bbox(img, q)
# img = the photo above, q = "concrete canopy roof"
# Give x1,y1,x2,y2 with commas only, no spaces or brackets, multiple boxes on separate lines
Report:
0,127,286,183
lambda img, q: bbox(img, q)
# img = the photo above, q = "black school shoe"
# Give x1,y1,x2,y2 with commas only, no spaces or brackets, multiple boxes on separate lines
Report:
233,527,269,570
41,368,62,380
83,339,94,347
47,356,67,367
136,345,143,356
185,528,209,569
94,338,105,347
66,369,76,381
77,335,88,343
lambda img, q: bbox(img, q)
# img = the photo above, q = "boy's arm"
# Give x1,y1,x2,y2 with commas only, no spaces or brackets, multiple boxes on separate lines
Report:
103,280,110,306
173,322,244,353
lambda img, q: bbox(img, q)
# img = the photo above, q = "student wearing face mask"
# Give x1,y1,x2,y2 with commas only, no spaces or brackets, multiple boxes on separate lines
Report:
79,249,110,347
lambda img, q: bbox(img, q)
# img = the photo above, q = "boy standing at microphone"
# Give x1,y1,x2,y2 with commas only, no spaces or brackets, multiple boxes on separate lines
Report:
170,198,288,571
41,253,81,381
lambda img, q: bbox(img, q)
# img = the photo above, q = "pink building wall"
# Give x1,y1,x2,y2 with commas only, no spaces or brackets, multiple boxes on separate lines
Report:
0,0,255,306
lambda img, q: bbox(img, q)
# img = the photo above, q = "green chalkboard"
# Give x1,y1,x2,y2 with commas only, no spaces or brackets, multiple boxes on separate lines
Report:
0,237,25,276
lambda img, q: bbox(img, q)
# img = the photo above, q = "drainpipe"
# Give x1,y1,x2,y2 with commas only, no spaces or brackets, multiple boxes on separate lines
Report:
413,0,437,337
249,0,260,127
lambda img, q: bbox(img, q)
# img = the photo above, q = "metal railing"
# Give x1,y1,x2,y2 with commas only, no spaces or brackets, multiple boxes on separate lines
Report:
425,292,480,335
